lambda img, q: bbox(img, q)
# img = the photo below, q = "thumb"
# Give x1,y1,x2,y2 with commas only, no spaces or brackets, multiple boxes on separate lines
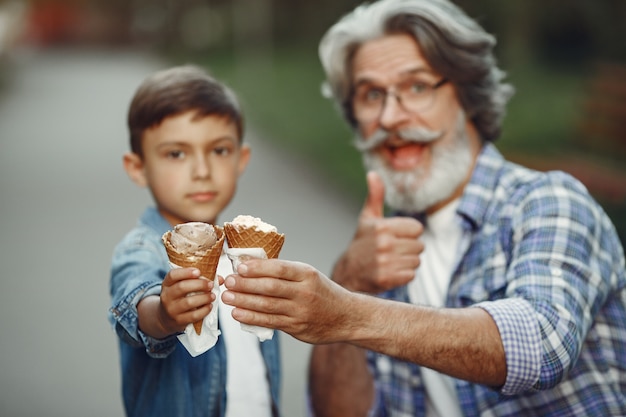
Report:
361,171,385,219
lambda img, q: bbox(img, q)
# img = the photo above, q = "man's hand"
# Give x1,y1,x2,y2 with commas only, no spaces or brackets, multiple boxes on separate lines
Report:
222,258,507,387
138,267,215,338
222,260,355,344
333,171,424,293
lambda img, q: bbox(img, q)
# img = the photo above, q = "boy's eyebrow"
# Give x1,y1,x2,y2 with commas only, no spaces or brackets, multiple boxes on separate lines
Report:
155,140,189,149
211,134,239,142
155,135,240,148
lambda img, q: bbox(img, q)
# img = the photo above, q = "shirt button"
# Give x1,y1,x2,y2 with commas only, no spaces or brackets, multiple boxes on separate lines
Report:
551,268,562,277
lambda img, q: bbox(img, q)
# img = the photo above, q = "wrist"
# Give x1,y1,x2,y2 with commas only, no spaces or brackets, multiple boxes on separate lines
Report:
155,301,178,337
138,295,178,339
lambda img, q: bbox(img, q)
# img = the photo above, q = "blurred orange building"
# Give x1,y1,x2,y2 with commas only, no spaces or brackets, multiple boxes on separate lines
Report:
16,0,134,47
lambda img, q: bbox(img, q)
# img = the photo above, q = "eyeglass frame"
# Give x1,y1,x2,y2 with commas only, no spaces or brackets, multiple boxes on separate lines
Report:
350,77,449,124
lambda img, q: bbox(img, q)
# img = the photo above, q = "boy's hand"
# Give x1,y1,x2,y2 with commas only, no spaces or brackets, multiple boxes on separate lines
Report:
158,267,215,335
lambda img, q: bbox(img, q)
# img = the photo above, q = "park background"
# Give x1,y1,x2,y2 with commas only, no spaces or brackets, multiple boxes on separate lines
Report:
0,1,624,416
3,0,626,238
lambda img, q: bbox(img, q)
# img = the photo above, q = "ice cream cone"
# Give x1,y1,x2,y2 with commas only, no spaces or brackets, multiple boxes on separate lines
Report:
224,223,284,259
162,225,225,335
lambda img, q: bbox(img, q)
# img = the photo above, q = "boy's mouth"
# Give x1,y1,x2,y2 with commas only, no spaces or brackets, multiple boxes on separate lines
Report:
189,191,217,203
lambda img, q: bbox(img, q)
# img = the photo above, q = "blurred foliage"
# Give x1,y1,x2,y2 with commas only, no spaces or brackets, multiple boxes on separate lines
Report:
153,0,626,61
168,0,626,248
10,0,626,247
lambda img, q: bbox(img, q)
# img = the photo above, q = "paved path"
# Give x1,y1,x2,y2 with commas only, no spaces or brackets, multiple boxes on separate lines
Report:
0,47,360,417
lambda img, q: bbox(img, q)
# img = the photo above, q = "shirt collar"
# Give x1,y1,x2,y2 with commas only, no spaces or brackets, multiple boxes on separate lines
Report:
139,206,173,237
456,143,506,232
395,143,505,232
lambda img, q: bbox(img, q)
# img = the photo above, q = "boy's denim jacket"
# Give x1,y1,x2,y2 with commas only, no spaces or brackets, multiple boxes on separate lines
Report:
109,207,282,417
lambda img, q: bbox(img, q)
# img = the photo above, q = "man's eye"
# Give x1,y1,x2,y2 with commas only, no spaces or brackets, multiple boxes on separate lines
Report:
363,88,385,102
407,82,428,95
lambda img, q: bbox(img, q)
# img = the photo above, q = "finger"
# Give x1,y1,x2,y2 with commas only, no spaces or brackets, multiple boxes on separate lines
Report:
164,276,213,301
230,306,288,329
360,170,385,219
223,274,292,299
381,237,424,258
163,267,201,286
385,217,424,238
235,259,316,283
169,291,215,316
381,253,422,275
222,289,287,314
183,276,214,293
176,304,214,328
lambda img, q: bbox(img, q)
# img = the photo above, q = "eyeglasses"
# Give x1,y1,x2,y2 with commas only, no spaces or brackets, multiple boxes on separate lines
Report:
351,77,448,123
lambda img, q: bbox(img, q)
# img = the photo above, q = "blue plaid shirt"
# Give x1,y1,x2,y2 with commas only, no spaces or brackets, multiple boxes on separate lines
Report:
369,144,626,416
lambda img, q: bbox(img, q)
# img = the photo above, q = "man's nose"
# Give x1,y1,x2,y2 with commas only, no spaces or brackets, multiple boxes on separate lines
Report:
379,92,411,130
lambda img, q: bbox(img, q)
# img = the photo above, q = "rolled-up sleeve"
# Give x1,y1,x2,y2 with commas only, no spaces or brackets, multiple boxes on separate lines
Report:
477,298,541,394
475,173,613,395
109,233,177,357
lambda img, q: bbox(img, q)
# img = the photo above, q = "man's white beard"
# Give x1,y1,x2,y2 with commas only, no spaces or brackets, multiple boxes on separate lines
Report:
360,111,473,213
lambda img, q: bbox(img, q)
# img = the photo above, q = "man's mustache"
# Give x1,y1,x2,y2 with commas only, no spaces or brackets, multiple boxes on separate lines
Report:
352,127,443,152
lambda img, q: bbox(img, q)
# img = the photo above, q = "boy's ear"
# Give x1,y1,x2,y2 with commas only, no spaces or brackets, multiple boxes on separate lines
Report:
237,144,251,176
123,152,148,187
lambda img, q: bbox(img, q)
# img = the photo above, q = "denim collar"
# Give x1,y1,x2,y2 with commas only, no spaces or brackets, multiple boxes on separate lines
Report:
139,206,172,236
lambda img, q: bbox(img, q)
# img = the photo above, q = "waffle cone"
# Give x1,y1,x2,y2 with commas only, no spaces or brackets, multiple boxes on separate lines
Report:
224,223,285,259
162,226,225,335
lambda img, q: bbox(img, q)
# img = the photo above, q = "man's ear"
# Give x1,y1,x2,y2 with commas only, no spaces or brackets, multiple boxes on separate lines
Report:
237,144,251,176
122,152,147,187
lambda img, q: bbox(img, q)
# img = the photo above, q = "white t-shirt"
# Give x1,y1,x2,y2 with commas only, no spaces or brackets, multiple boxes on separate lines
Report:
407,200,465,417
217,254,272,417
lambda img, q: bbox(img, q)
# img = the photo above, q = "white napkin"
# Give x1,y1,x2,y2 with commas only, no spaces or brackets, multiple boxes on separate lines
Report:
225,247,275,341
166,262,221,357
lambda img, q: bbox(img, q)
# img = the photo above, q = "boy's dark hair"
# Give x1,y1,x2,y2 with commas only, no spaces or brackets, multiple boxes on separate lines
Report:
128,65,244,157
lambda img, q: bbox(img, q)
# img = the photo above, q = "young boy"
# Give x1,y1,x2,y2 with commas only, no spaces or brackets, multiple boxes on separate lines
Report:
109,65,281,417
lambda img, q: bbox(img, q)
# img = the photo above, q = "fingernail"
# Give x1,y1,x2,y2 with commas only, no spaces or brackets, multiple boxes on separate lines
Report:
221,290,234,302
238,263,248,275
225,276,236,288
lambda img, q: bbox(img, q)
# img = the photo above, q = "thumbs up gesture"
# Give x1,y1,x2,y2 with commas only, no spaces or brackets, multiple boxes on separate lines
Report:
332,171,424,294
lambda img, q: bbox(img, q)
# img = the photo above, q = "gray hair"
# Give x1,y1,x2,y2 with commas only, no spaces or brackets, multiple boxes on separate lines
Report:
318,0,514,142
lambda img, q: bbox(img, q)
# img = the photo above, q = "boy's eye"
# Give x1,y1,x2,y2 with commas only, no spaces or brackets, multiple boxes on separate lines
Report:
167,150,185,159
214,147,232,156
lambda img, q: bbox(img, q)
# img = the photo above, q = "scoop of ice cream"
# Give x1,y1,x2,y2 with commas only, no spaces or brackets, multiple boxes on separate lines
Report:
228,215,277,233
224,215,284,259
169,222,218,256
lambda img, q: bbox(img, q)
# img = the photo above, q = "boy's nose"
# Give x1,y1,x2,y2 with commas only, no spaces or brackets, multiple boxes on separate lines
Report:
193,157,211,179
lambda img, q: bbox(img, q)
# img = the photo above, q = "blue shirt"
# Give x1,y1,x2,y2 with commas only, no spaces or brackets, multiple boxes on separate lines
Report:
369,144,626,416
109,207,282,417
